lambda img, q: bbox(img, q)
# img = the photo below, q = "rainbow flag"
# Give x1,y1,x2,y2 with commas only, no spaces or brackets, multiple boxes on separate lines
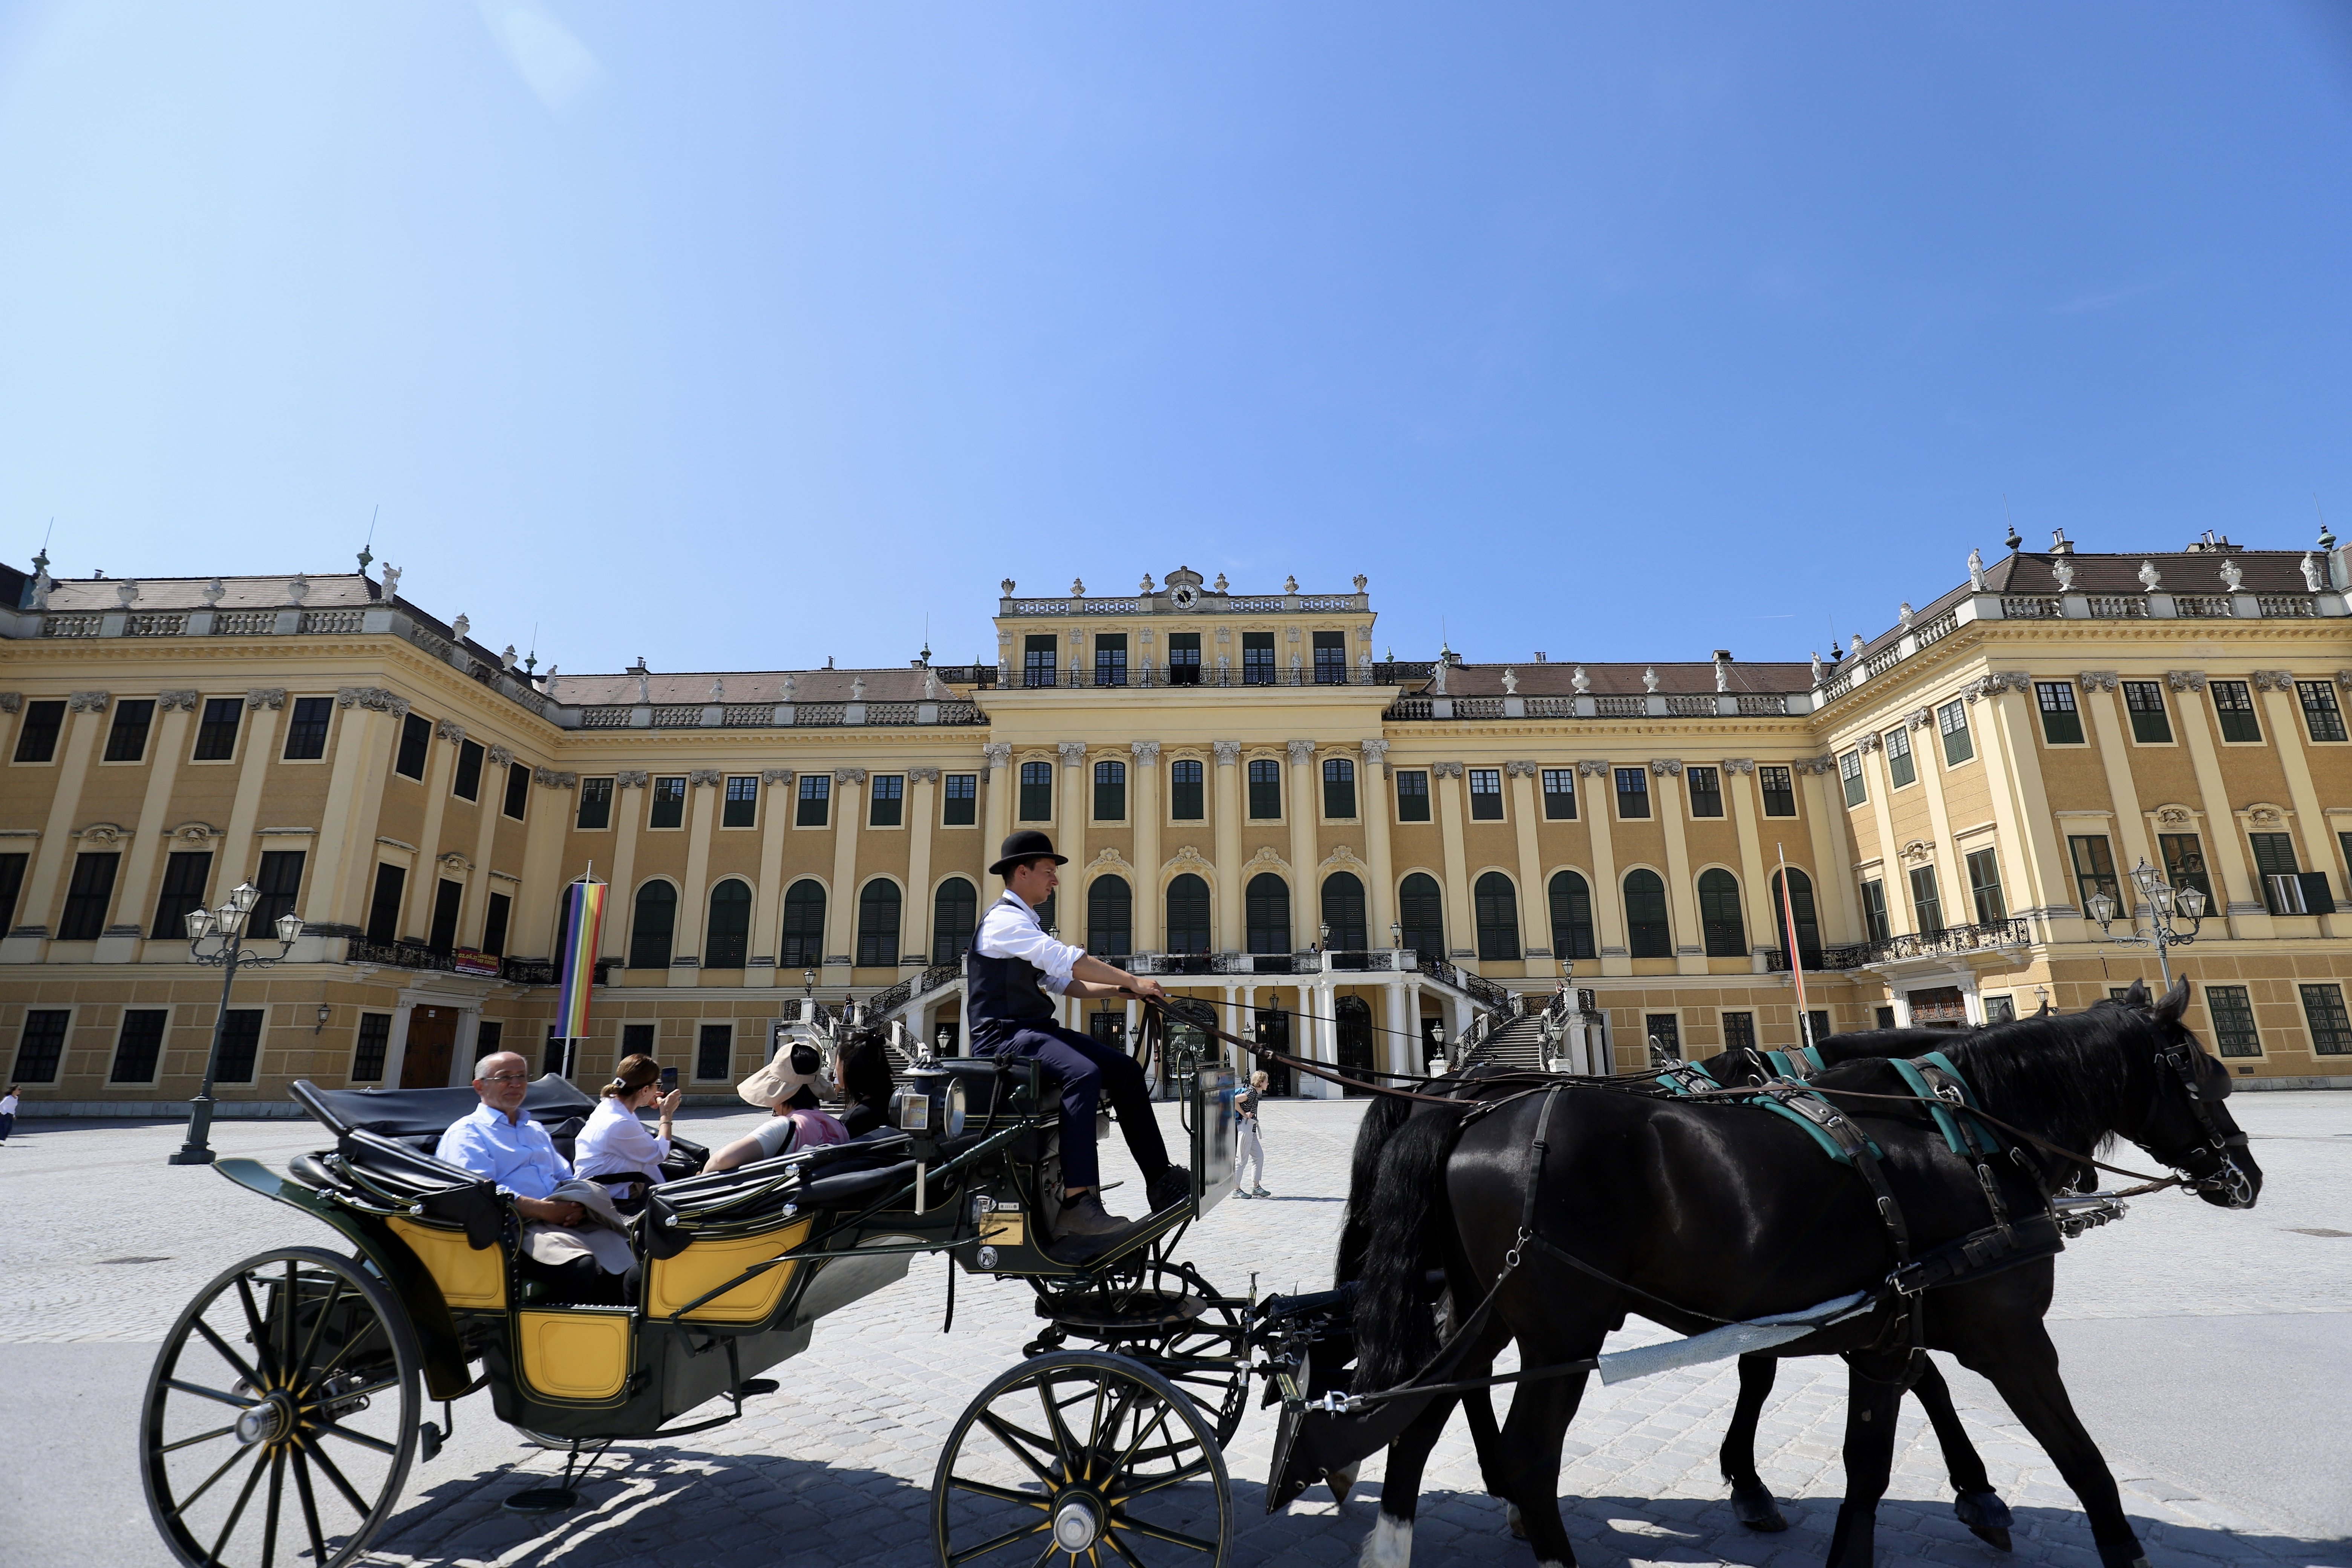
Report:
554,877,606,1049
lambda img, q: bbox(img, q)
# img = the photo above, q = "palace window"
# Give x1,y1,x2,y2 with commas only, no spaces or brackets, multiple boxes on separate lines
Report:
482,891,510,958
1549,871,1596,959
1321,871,1367,950
1773,867,1823,968
723,775,758,828
1759,765,1796,818
1018,761,1052,822
365,864,404,946
2211,680,2261,743
1687,766,1723,818
1023,634,1058,688
2205,985,2260,1057
1908,866,1943,937
58,852,119,941
283,697,332,760
1088,876,1132,958
1399,872,1444,956
2300,984,2352,1055
707,880,751,968
1245,874,1290,954
1697,868,1744,957
1838,749,1866,807
649,776,686,829
1724,1012,1756,1050
1623,869,1671,958
943,772,977,825
446,738,481,801
1248,758,1281,819
214,1010,264,1084
1094,634,1128,689
2068,835,2120,918
1167,632,1202,685
2123,681,2172,743
2298,681,2347,743
781,880,825,968
1966,847,2006,925
630,882,676,969
1165,874,1211,954
576,776,614,830
1314,631,1348,684
427,879,463,953
1937,699,1974,765
394,712,431,779
1884,727,1916,787
800,774,837,826
192,698,242,761
856,880,900,967
2251,832,2333,916
1468,769,1503,820
1322,758,1356,819
1094,760,1126,822
2159,833,2211,908
12,1009,70,1084
934,879,978,962
1242,632,1276,685
1395,770,1431,822
1616,767,1651,820
1645,1014,1681,1060
869,774,904,827
104,699,154,763
1858,877,1890,944
151,851,212,938
503,761,530,820
1541,768,1577,820
697,1024,733,1082
109,1010,168,1084
13,699,64,763
1170,759,1204,821
351,1013,391,1082
1474,872,1520,960
2036,682,2085,745
0,853,20,930
253,850,305,932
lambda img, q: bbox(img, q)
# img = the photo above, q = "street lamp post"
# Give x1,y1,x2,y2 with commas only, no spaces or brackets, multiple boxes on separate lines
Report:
170,881,304,1166
2086,857,2207,987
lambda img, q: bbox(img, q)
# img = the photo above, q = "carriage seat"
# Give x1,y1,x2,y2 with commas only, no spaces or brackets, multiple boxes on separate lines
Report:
934,1057,1061,1123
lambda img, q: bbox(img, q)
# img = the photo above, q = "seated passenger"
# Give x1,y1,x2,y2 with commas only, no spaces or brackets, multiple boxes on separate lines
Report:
575,1053,683,1199
436,1050,634,1302
704,1045,850,1173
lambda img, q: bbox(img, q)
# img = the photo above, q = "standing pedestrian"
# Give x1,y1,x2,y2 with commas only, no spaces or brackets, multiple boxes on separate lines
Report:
1231,1069,1269,1199
0,1084,16,1145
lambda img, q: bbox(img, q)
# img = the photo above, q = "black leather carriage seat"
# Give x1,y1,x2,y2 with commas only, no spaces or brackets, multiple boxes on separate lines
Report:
935,1057,1063,1122
291,1075,600,1152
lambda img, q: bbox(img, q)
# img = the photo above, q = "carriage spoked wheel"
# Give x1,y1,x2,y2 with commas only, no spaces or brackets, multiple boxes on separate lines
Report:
932,1351,1231,1568
1046,1259,1250,1448
141,1246,422,1568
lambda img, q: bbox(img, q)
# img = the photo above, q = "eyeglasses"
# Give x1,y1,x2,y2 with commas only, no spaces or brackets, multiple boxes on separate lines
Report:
479,1072,531,1086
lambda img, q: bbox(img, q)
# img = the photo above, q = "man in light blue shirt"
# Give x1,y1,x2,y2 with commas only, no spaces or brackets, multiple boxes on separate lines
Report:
436,1051,634,1296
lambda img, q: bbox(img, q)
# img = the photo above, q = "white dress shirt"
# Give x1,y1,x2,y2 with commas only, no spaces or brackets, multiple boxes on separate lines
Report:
434,1102,572,1199
974,890,1086,994
573,1095,673,1185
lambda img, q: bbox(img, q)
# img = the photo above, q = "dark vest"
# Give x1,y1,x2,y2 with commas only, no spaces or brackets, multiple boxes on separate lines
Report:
965,895,1056,1035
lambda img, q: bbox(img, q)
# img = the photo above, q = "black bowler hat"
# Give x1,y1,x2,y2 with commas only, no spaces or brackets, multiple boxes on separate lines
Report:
991,829,1068,877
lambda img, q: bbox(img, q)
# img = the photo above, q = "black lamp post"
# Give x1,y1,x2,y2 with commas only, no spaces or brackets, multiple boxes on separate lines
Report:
2086,857,2207,986
170,880,303,1166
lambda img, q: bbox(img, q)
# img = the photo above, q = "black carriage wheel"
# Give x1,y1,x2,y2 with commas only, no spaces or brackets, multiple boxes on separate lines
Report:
141,1246,423,1568
1104,1261,1249,1449
932,1351,1231,1568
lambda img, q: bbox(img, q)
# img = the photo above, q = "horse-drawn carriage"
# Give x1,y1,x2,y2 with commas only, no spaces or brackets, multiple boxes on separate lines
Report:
139,1006,1257,1568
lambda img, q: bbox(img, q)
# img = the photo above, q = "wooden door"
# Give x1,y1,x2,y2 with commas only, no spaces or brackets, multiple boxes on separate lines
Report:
401,1005,460,1088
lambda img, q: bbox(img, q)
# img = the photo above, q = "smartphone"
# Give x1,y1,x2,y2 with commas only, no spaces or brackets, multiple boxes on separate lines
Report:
660,1066,678,1092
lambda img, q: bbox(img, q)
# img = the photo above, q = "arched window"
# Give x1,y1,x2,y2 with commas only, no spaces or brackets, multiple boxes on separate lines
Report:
1771,866,1824,968
706,879,752,968
1018,760,1053,821
1399,873,1444,957
1246,874,1290,954
780,879,825,969
1320,872,1367,951
1697,869,1745,959
1549,871,1596,960
1623,870,1672,958
933,878,977,965
629,881,677,969
856,879,900,967
1088,876,1133,957
1165,874,1211,954
1474,871,1521,960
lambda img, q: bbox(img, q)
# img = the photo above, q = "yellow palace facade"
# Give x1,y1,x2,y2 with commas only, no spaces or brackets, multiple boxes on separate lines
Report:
2,539,2349,1113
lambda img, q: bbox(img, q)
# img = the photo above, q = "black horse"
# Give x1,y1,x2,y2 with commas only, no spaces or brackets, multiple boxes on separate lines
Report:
1335,978,2258,1568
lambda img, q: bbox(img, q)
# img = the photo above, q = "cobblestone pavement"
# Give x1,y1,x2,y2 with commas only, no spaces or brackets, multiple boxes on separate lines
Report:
2,1093,2346,1566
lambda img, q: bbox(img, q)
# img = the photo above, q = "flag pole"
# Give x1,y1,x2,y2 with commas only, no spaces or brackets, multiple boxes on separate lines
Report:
1778,844,1813,1050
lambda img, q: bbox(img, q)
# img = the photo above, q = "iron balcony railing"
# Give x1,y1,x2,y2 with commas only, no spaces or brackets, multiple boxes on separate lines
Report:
868,962,963,1018
1766,916,2032,972
344,937,559,986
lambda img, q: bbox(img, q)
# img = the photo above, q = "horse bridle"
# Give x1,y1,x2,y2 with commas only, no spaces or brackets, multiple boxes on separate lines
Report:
2147,1035,2256,1207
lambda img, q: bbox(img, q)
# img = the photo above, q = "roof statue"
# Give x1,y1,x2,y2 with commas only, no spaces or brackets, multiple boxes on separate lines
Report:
1572,664,1590,694
2220,558,2243,592
1501,667,1518,695
1968,548,1986,591
380,565,400,598
2303,552,2324,592
2138,560,2162,592
1642,666,1658,693
2053,559,2076,591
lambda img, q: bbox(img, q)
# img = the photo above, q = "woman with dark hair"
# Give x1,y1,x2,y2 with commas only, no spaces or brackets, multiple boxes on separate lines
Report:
574,1053,680,1198
705,1042,850,1172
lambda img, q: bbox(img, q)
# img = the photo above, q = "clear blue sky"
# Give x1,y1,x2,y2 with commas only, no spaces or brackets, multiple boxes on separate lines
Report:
4,3,2349,675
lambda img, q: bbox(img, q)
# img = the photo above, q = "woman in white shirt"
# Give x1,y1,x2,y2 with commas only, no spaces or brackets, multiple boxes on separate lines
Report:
574,1055,681,1197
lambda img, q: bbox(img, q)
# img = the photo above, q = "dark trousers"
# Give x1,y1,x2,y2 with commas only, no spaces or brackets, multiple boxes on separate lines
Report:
974,1019,1168,1190
0,1112,12,1142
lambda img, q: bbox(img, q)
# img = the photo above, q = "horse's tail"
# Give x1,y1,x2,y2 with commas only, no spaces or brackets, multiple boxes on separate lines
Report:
1332,1090,1416,1286
1350,1102,1470,1395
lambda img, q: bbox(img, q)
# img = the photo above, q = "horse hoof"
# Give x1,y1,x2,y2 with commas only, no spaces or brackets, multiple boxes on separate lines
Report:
1969,1527,2014,1552
1954,1488,2014,1537
1507,1502,1527,1540
1326,1464,1360,1508
1729,1482,1788,1532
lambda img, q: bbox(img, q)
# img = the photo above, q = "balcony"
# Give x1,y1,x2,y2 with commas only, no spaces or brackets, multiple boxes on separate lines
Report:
1766,916,2032,973
1387,690,1797,721
344,937,557,985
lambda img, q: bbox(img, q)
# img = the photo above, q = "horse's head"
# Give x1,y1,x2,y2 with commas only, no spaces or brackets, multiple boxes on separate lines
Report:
2116,977,2262,1209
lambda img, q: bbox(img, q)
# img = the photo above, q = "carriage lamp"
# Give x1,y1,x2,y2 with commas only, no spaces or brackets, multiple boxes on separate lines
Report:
892,1067,968,1141
1390,920,1403,950
1318,921,1331,949
937,1024,955,1057
170,884,306,1168
2087,856,2206,986
1427,1023,1447,1078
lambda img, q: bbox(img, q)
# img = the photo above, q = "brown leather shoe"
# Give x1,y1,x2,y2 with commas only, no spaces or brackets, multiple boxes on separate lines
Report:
1055,1191,1132,1239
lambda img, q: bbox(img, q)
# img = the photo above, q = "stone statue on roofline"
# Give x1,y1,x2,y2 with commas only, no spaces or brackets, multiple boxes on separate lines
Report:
1572,665,1590,695
1810,651,1824,686
1968,548,1986,591
2220,558,2243,592
2303,552,2325,592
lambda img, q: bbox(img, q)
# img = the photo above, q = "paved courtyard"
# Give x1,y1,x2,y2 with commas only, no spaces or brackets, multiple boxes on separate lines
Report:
2,1091,2346,1567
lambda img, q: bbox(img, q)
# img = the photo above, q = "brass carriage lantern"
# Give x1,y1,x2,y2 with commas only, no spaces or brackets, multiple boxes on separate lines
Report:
170,882,305,1167
2088,857,2205,986
1426,1022,1447,1078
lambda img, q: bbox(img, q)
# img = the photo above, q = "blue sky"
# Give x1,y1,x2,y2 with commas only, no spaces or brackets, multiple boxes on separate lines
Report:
3,3,2349,675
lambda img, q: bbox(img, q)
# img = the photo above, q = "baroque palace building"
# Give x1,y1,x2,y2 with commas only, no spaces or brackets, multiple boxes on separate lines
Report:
2,538,2350,1111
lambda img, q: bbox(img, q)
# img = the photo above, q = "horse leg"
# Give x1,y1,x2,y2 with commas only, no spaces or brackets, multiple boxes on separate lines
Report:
1720,1354,1790,1531
1459,1385,1528,1537
1488,1363,1594,1568
1909,1355,2012,1550
1956,1325,2149,1568
1822,1348,1909,1568
1360,1392,1459,1568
